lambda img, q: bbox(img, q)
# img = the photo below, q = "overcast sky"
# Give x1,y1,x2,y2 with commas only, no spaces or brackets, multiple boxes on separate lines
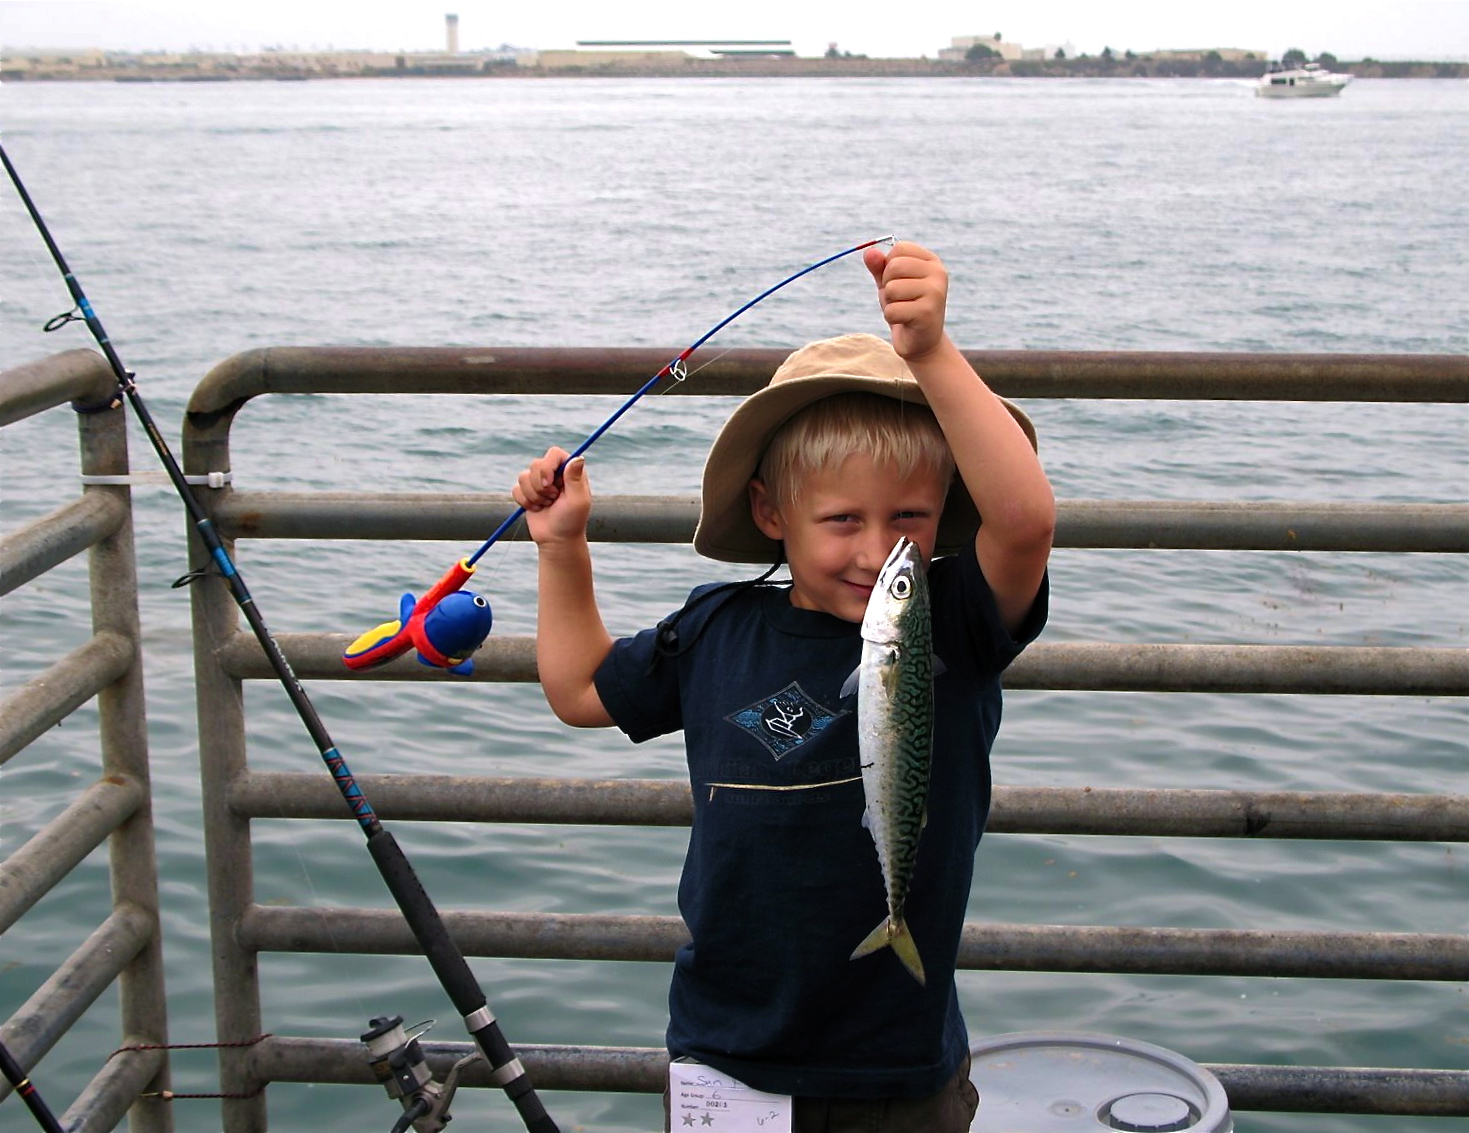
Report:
4,1,1468,60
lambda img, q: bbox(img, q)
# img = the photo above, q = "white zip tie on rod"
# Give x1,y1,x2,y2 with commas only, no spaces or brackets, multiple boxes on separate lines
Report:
81,471,233,488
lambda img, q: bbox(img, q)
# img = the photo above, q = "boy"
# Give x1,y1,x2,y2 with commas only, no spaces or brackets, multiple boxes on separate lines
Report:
512,242,1054,1132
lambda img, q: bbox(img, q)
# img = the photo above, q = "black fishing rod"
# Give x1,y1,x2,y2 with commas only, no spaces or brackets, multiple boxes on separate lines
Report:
1,141,558,1133
0,1038,66,1133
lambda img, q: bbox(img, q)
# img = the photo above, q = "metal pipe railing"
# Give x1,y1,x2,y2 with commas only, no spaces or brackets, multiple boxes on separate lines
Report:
61,1044,166,1133
0,633,136,764
237,905,1469,981
0,904,153,1091
186,348,1469,424
213,491,1469,552
228,772,1469,841
1006,641,1469,695
1210,1063,1469,1117
0,349,171,1131
247,1036,1469,1117
0,776,145,934
0,349,118,428
213,629,1469,695
80,395,173,1130
178,347,1468,1125
0,493,128,596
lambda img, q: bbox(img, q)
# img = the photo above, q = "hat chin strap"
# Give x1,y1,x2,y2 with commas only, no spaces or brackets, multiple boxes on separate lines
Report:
647,552,785,674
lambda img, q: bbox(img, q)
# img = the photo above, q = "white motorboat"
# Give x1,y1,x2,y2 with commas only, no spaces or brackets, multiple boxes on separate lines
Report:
1256,61,1351,98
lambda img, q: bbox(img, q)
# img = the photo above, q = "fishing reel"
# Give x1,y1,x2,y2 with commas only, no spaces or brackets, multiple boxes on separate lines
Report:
362,1015,481,1133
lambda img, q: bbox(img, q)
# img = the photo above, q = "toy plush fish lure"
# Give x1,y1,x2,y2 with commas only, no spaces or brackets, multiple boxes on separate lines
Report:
841,537,935,986
344,559,494,675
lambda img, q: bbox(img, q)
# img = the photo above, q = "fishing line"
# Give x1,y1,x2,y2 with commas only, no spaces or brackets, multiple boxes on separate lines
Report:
1,139,561,1133
342,236,893,677
463,235,894,569
658,342,735,391
278,815,372,1025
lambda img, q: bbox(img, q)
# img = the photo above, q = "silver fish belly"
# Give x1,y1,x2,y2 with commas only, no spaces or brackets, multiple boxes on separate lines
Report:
844,536,933,986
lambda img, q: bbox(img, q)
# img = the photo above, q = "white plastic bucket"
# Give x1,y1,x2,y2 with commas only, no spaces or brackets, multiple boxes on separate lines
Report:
969,1031,1233,1132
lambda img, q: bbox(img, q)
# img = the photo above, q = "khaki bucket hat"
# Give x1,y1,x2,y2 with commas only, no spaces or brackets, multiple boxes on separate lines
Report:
693,333,1037,563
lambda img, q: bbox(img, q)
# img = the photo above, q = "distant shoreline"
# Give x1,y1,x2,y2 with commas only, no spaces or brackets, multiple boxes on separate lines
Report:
6,55,1468,83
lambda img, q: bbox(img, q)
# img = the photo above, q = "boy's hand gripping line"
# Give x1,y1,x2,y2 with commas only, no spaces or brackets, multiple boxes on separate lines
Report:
344,236,896,673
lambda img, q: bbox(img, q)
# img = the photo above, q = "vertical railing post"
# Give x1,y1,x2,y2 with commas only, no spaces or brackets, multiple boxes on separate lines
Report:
78,399,173,1133
183,421,267,1132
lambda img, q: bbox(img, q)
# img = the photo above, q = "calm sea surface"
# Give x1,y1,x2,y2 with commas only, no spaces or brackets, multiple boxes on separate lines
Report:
1,76,1466,1133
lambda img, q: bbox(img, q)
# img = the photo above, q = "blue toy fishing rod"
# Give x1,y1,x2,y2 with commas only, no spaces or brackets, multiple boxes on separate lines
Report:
343,234,895,673
2,139,559,1133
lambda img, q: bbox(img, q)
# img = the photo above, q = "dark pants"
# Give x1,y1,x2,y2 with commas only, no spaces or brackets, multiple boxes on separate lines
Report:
665,1054,978,1133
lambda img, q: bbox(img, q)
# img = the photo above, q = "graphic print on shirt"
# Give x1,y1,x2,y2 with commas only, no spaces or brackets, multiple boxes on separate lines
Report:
724,681,847,760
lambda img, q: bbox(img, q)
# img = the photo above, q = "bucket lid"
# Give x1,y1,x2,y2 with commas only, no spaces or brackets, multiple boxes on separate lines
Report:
969,1031,1232,1133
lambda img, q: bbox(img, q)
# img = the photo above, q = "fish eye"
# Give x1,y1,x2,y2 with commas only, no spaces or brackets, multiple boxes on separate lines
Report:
473,596,489,608
890,576,912,600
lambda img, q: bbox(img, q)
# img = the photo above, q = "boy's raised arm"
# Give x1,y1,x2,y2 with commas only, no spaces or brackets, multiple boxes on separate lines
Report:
512,449,616,727
866,242,1056,634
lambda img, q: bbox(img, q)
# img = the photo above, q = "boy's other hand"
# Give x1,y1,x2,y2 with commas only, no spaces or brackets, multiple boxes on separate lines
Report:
864,241,949,362
512,446,592,545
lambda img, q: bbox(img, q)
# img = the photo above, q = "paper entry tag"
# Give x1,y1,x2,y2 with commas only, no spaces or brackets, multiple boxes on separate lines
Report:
669,1060,793,1131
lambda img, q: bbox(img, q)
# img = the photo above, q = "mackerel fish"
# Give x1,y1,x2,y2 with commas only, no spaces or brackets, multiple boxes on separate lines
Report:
841,536,934,986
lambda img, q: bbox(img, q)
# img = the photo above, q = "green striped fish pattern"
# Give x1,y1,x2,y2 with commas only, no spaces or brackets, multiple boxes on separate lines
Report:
846,536,933,986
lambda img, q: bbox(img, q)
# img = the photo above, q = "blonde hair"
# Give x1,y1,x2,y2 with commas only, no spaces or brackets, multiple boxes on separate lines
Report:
755,393,955,510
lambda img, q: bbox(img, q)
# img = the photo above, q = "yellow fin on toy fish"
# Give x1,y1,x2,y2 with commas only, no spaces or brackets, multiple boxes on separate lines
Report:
346,618,404,658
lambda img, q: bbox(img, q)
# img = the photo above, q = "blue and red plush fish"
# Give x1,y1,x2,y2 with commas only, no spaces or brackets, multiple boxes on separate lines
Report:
343,559,493,676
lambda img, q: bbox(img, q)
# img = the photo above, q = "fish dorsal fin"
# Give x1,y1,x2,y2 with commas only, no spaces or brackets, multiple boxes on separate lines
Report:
932,654,948,678
839,666,860,699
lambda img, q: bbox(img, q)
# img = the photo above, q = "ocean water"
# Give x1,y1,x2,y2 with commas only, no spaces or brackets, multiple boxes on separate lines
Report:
1,76,1466,1133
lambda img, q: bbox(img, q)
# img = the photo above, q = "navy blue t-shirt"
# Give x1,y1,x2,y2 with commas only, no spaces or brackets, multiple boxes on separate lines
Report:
594,543,1047,1099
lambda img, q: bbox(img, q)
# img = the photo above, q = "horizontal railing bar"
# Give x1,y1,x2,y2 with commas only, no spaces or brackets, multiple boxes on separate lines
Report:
0,493,127,597
216,491,700,544
234,771,694,825
243,906,685,963
214,492,1469,553
1210,1062,1469,1116
1056,499,1469,553
989,785,1469,840
252,1035,670,1093
250,1036,1469,1115
218,631,538,682
0,774,144,935
240,906,1469,980
188,348,1469,420
958,922,1469,980
0,903,153,1104
217,632,1469,695
0,631,137,765
1010,642,1469,694
231,772,1469,841
62,1041,166,1133
0,349,117,428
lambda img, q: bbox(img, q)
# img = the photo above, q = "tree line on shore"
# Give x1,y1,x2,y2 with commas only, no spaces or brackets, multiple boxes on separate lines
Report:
6,49,1466,83
957,43,1466,79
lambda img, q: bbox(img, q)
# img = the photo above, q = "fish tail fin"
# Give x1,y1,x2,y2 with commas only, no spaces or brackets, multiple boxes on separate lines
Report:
850,916,926,986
